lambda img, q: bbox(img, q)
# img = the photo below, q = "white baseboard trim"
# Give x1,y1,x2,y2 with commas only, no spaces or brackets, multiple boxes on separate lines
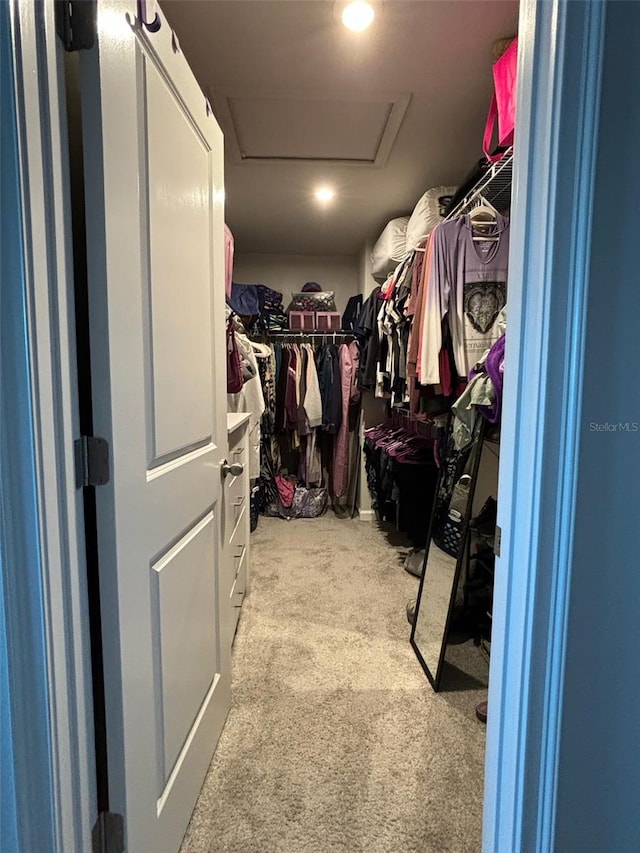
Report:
357,509,376,522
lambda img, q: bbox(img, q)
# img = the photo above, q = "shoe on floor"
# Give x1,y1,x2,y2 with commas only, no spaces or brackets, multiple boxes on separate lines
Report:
406,599,416,625
404,549,426,578
475,700,488,724
469,496,497,536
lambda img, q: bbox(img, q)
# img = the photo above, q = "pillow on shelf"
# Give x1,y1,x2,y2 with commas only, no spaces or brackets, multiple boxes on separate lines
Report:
371,216,409,280
405,186,457,253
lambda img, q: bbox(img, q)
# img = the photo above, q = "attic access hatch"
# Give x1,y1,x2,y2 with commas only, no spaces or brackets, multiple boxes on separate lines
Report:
213,90,411,167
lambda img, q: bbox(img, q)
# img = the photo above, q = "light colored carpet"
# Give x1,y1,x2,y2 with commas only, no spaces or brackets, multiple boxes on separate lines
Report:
180,515,489,853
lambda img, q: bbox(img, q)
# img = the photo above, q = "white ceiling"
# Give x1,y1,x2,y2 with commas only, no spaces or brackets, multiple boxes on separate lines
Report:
161,0,519,256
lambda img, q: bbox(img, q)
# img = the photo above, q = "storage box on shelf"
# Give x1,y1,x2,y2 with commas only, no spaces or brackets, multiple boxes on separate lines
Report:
289,311,315,332
315,311,341,332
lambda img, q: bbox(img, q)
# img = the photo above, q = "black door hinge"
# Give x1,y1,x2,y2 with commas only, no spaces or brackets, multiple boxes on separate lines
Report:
75,436,110,488
55,0,96,52
92,811,124,853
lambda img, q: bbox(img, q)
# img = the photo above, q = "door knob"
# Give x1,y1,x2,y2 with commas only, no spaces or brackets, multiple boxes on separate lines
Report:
222,460,244,478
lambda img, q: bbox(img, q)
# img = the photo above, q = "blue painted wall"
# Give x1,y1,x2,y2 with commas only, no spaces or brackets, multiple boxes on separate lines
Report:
0,3,56,851
555,4,640,851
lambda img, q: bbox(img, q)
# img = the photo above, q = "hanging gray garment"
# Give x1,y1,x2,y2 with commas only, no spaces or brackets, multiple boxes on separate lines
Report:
451,374,494,451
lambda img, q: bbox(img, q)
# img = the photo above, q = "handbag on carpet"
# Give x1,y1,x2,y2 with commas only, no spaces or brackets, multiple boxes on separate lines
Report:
275,474,295,508
291,486,328,519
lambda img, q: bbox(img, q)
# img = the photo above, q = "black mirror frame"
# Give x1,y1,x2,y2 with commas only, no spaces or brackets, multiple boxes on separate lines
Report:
410,418,486,691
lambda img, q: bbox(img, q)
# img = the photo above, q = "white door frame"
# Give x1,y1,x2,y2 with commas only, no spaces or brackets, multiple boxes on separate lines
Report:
3,1,96,851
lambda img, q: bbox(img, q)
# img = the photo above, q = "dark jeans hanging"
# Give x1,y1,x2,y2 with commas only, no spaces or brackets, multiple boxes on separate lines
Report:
363,436,439,546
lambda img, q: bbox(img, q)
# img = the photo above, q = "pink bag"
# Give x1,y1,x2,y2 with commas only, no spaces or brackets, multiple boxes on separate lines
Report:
483,37,518,162
275,474,295,508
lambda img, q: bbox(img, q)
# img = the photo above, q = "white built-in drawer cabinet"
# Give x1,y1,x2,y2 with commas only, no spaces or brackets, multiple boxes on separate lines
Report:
224,413,251,645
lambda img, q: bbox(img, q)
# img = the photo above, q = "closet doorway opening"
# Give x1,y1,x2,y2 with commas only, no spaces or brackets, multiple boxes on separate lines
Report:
159,1,519,851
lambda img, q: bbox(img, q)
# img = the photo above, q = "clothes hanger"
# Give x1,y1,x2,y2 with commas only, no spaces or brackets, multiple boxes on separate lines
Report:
469,196,500,241
469,195,498,218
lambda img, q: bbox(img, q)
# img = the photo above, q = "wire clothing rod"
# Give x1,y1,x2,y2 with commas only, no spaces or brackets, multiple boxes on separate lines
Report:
254,331,356,340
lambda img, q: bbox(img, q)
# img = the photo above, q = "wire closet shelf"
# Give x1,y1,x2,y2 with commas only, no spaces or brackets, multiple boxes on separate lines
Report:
445,148,513,221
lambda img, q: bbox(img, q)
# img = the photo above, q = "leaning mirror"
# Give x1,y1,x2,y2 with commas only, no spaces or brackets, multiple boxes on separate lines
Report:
410,419,485,690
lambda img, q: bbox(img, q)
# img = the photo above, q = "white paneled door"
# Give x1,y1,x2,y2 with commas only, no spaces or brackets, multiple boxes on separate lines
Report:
80,2,231,850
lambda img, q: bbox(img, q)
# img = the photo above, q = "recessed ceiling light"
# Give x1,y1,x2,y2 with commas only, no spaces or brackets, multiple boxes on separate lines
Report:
341,1,375,32
314,186,336,204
